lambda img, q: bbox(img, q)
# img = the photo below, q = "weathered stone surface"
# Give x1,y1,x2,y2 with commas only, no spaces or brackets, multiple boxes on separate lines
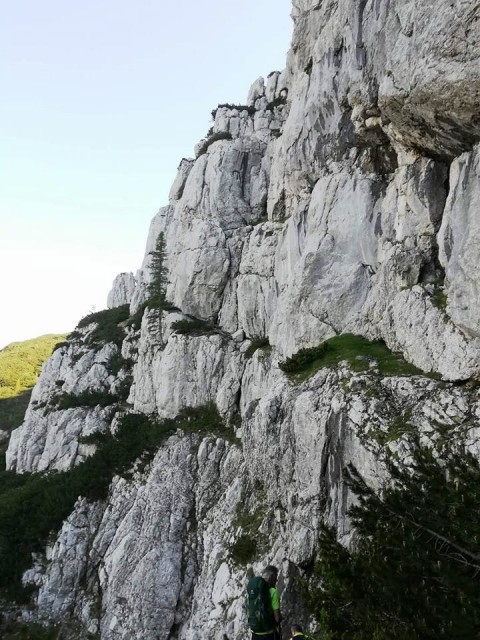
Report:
439,145,480,337
107,273,137,309
6,337,118,472
5,1,480,638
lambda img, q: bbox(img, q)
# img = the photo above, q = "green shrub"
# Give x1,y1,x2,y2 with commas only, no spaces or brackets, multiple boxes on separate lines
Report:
279,343,328,374
77,305,130,348
106,352,132,376
56,390,119,410
431,286,448,314
305,440,480,639
265,95,287,111
245,337,271,359
171,318,214,336
211,104,256,119
279,334,425,382
197,132,233,157
230,534,257,565
126,302,148,330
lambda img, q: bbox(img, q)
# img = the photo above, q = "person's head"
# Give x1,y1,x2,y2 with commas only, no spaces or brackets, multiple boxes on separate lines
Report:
262,565,279,586
291,624,303,636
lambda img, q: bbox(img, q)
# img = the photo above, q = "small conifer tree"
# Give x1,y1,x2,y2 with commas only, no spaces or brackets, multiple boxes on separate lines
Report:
147,232,168,308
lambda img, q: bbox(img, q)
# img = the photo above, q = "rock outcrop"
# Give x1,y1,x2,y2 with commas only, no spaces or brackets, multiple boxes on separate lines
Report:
5,1,480,639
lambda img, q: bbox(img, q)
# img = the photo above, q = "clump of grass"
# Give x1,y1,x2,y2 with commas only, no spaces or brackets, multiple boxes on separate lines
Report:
197,131,233,157
279,334,425,382
211,104,256,119
171,318,214,336
77,305,130,348
431,287,448,313
245,337,271,359
55,390,119,410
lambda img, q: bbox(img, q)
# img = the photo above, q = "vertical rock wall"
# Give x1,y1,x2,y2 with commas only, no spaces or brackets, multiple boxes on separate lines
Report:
5,1,480,638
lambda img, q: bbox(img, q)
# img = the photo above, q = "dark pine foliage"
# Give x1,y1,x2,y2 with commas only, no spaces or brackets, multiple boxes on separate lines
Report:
305,440,480,639
147,232,168,309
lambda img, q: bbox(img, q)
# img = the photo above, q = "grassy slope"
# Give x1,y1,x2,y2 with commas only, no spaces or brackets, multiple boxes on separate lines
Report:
0,334,66,434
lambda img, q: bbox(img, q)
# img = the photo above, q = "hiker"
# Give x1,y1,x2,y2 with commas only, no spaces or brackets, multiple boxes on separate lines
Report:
289,624,305,639
247,564,282,640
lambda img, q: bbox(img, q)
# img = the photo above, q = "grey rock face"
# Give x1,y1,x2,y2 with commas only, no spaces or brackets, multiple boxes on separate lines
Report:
5,0,480,638
439,145,480,336
107,273,137,309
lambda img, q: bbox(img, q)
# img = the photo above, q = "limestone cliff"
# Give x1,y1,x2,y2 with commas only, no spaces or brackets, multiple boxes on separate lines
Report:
4,1,480,638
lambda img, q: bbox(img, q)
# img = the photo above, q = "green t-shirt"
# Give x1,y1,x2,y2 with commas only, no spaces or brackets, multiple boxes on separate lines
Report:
270,586,280,611
254,587,280,635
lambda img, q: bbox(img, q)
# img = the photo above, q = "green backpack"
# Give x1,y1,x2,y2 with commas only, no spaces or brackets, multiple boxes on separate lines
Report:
246,576,275,633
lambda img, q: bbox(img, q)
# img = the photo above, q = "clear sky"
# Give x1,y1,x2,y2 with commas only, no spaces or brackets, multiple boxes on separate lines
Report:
1,0,293,349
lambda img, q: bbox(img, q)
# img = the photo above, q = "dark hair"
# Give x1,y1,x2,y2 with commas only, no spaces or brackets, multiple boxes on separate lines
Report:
263,565,279,582
291,624,303,633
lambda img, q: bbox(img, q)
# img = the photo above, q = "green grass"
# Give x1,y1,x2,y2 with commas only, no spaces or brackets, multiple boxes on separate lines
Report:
0,335,67,436
0,335,66,400
279,334,425,383
245,337,271,359
0,403,232,602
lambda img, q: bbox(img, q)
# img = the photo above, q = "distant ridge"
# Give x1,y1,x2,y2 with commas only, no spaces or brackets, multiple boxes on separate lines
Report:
0,333,66,435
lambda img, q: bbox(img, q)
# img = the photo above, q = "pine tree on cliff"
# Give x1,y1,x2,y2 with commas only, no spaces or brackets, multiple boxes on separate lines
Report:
147,232,168,308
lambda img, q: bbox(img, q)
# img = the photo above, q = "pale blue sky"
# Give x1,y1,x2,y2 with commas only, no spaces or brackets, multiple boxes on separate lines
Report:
1,0,293,348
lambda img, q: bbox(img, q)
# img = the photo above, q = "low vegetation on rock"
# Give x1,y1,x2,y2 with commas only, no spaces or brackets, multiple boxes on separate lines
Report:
171,317,215,336
279,334,427,382
211,104,256,119
245,336,271,359
305,439,480,638
0,403,231,602
77,305,130,348
196,131,233,157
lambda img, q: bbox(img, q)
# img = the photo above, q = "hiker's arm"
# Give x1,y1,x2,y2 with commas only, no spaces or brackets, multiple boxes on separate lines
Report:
274,609,281,624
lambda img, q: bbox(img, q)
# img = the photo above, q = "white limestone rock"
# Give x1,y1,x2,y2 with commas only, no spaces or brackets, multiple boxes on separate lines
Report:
107,273,137,309
6,338,120,472
438,145,480,337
